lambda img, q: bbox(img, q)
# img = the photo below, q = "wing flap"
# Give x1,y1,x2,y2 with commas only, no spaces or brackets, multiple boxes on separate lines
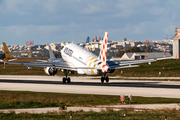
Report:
113,59,156,65
112,56,175,65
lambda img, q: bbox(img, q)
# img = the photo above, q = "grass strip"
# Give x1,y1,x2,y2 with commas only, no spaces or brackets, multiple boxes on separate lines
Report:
0,90,180,109
0,101,66,109
0,110,180,120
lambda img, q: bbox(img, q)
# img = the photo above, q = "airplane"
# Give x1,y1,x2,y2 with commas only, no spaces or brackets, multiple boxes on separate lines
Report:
2,42,48,64
4,32,174,83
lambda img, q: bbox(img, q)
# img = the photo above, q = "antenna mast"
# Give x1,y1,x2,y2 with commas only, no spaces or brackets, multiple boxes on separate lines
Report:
26,40,34,57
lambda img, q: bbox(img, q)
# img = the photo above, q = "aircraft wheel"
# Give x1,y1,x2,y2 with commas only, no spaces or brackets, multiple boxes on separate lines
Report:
67,77,71,83
63,77,66,84
105,77,109,83
101,77,104,83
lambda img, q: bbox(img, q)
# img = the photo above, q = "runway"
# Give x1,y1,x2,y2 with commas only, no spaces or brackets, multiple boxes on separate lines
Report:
0,75,180,98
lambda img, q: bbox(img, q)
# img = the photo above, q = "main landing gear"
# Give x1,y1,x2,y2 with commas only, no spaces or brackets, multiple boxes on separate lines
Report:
101,74,109,83
62,69,71,84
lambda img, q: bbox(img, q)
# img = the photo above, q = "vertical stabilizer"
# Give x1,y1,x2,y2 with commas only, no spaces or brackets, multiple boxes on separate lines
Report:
49,45,56,60
3,42,13,59
99,32,108,73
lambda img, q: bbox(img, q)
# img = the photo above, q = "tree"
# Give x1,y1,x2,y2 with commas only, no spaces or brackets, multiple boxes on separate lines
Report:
115,47,142,57
44,51,62,58
0,53,5,59
86,36,90,43
38,53,43,57
115,49,125,57
141,46,152,52
129,46,141,52
55,52,62,58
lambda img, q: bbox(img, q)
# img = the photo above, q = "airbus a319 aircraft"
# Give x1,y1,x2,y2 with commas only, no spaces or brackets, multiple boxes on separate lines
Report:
5,32,174,83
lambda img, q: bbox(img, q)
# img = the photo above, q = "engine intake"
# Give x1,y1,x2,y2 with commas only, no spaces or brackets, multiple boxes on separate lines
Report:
44,67,58,76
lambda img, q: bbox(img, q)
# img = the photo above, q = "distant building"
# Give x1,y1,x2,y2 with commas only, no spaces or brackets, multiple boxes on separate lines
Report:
111,44,123,49
97,35,101,42
36,45,42,50
118,41,131,48
173,27,180,59
175,27,180,35
94,35,97,42
44,43,58,52
130,41,142,47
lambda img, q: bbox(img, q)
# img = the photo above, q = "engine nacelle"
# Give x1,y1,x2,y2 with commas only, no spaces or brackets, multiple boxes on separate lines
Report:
44,67,58,76
107,68,115,73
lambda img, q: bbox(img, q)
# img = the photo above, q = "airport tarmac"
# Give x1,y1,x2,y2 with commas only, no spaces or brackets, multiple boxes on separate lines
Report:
0,75,180,98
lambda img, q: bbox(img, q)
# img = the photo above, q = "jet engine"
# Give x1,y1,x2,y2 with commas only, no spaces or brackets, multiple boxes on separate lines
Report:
107,68,115,73
44,67,58,76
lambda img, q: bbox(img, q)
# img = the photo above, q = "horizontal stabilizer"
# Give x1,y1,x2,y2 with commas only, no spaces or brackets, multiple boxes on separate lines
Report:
8,59,17,62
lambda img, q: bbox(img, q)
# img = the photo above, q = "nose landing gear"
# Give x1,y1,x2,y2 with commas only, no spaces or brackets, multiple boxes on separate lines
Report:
62,69,71,84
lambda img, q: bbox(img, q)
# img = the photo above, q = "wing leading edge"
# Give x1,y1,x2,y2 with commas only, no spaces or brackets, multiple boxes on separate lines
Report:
5,61,101,70
110,56,175,66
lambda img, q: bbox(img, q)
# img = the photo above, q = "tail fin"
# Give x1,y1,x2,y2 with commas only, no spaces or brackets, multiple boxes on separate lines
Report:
49,45,56,60
99,32,108,64
3,42,13,59
99,32,108,72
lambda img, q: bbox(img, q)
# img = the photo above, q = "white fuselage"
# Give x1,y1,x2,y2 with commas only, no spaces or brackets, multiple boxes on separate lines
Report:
61,43,102,75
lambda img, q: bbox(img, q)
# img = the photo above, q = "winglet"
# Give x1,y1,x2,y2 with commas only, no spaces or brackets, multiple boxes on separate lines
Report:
49,45,56,60
3,42,13,59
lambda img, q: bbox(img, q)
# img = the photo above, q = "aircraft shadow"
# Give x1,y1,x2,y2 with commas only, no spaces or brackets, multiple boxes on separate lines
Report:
0,79,180,89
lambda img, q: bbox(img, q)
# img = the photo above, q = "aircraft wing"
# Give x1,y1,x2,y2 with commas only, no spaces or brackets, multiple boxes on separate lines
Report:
5,61,100,70
5,56,175,71
110,56,175,66
115,59,156,65
154,56,175,60
36,58,65,63
109,64,139,69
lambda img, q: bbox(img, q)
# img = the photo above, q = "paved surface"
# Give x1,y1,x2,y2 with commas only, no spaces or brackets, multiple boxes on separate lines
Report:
119,76,180,80
0,75,180,98
0,103,180,114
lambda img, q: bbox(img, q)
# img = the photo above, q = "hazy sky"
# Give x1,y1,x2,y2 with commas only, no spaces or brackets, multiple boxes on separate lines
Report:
0,0,180,45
